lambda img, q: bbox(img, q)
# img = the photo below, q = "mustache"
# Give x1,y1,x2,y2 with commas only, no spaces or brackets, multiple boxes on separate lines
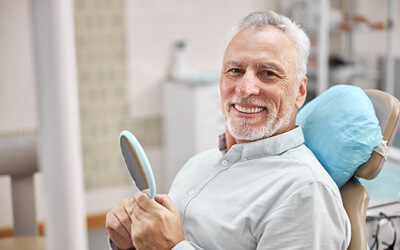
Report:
228,96,269,107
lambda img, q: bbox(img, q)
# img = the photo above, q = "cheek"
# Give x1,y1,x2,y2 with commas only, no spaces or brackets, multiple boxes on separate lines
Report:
277,92,296,115
219,86,228,114
258,86,282,103
258,88,289,114
220,78,233,93
220,79,235,102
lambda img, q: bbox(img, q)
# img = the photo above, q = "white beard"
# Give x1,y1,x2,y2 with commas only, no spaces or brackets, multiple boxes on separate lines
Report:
224,96,295,141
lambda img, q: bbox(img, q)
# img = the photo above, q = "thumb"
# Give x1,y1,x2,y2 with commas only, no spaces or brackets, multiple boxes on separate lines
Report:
154,194,177,212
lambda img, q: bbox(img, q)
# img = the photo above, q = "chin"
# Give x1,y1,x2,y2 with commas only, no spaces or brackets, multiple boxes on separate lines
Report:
227,121,275,141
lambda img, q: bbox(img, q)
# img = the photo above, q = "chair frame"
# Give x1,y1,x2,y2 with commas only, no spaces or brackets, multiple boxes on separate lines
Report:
340,89,400,250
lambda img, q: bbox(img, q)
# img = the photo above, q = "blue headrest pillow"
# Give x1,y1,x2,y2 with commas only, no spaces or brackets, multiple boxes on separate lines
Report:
296,85,383,187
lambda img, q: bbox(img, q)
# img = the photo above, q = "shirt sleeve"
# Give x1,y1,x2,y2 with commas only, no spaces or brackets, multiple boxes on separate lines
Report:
108,236,204,250
172,240,206,250
256,182,351,250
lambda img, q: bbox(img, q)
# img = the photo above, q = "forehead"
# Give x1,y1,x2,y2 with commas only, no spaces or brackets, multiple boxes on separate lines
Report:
224,27,296,66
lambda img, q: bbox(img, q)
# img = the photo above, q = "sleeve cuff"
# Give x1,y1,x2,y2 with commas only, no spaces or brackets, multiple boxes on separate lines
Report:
172,240,199,250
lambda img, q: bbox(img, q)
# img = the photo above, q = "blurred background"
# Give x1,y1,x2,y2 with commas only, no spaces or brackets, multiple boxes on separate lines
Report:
0,0,399,249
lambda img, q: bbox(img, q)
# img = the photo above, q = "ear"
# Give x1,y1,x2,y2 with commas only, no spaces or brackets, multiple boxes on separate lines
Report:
295,76,307,109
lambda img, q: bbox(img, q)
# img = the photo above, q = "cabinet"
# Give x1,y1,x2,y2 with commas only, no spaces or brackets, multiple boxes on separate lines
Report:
162,81,225,191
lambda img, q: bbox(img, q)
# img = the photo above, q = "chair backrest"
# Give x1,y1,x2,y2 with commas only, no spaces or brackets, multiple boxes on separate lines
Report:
340,89,400,250
0,136,39,236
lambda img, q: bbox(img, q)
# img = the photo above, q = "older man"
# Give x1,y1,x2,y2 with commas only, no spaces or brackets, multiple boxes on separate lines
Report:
106,11,351,250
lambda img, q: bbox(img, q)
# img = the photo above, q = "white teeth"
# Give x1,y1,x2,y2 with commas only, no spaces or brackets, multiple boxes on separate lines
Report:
234,105,264,114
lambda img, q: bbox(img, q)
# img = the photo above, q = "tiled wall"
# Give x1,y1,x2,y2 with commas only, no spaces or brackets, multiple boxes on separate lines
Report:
75,0,128,189
74,0,163,189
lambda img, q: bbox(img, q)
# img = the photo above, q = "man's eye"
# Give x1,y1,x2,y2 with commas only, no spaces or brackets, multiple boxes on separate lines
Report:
227,68,243,74
263,71,276,76
258,70,279,82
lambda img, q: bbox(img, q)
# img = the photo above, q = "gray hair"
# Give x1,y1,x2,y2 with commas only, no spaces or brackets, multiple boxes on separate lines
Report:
229,11,310,81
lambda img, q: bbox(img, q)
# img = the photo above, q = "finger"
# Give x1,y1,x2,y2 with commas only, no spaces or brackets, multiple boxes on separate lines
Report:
124,198,135,216
131,201,145,222
120,198,136,233
141,189,150,196
108,229,131,247
106,212,131,239
134,191,156,213
114,208,132,236
154,194,177,212
130,203,143,245
130,218,139,245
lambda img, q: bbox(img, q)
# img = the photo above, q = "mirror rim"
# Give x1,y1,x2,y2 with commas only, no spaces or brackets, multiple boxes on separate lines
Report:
120,130,156,199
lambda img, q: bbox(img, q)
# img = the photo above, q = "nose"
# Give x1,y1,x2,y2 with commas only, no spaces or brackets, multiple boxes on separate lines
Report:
235,71,260,98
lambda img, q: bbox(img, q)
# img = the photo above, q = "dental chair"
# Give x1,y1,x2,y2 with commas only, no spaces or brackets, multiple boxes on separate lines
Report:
340,89,400,250
0,136,39,236
297,86,400,250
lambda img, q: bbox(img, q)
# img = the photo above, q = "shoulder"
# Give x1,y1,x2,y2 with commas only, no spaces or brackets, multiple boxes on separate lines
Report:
170,148,220,184
174,148,221,178
168,148,221,201
251,143,343,211
285,144,341,198
182,148,221,168
256,181,351,249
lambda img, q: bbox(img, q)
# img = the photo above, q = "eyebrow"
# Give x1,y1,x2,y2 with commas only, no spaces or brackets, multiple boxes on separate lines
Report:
223,61,245,68
255,62,285,74
223,60,285,74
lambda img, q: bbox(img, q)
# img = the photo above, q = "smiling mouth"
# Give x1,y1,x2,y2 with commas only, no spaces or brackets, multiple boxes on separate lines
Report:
233,104,266,114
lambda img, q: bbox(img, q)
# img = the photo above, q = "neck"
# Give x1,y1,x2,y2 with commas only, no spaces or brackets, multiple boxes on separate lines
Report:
224,122,296,151
225,130,247,151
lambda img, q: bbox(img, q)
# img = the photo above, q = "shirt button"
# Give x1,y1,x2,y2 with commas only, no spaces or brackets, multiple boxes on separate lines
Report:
189,189,196,196
221,160,228,166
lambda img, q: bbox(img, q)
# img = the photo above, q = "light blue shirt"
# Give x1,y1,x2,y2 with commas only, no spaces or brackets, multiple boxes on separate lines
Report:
169,127,351,249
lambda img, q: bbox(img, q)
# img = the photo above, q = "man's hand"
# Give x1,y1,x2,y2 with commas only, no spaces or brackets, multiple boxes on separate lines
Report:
105,198,135,250
131,192,185,250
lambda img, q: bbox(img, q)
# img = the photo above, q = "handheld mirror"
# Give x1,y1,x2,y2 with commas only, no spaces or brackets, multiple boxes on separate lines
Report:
120,130,156,199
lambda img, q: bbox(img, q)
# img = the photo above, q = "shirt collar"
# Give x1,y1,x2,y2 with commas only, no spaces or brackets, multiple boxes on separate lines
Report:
218,126,305,161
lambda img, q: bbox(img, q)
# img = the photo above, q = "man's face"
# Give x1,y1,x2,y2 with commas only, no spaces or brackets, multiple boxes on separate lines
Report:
220,27,306,141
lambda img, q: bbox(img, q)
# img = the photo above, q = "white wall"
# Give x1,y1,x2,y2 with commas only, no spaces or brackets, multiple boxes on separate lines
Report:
125,0,279,118
0,0,37,132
